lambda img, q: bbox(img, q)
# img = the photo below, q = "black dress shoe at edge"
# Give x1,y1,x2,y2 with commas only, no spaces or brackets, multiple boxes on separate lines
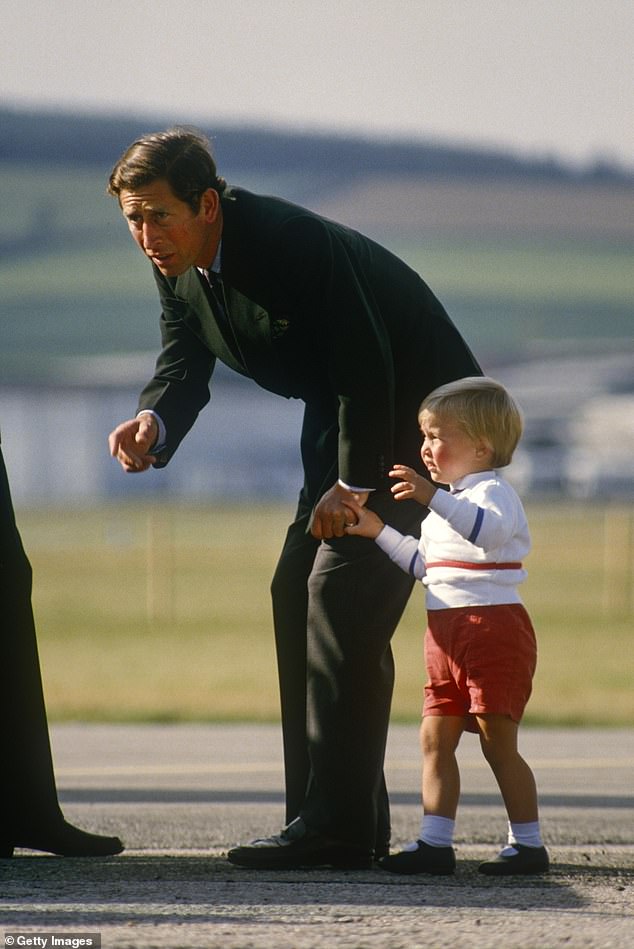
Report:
227,817,373,870
0,820,124,858
374,841,390,861
379,839,456,876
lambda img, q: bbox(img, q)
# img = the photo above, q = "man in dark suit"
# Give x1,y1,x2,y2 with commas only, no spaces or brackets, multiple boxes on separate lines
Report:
108,128,481,869
0,440,124,857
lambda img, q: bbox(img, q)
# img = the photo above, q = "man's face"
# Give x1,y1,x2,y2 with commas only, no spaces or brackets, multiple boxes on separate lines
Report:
119,178,221,277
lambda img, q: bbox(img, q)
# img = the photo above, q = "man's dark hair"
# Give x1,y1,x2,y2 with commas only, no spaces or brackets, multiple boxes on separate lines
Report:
107,127,226,212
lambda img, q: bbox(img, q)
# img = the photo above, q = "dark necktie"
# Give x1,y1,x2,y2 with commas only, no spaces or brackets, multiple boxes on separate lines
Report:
203,269,228,324
202,269,241,360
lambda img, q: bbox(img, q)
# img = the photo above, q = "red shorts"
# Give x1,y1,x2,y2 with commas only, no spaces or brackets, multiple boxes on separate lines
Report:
423,604,537,733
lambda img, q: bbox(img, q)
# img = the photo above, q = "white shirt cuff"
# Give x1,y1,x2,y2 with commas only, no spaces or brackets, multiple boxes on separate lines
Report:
137,410,166,452
338,479,375,493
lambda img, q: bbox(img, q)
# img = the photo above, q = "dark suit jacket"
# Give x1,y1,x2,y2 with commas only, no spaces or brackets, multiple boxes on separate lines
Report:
138,187,480,490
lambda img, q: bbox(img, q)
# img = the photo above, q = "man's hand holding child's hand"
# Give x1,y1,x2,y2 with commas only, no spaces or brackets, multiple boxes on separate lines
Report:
342,499,384,539
344,465,436,539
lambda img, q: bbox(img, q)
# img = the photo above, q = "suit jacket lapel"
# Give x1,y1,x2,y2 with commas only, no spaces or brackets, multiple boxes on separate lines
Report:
174,265,301,399
174,269,247,374
221,282,299,395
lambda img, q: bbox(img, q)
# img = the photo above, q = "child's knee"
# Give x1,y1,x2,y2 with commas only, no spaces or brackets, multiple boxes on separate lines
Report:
477,715,519,764
421,715,463,757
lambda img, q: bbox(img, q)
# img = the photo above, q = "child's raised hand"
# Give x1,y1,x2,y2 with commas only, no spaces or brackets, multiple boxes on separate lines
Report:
342,499,385,539
390,465,436,505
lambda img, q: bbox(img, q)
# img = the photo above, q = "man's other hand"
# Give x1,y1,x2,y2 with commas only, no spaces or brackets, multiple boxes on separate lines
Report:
108,415,158,473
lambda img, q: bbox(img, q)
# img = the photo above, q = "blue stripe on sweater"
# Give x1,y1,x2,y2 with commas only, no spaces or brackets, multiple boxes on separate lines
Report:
409,551,419,575
468,507,485,543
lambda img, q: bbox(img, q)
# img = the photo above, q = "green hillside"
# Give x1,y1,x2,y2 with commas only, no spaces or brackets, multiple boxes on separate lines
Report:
2,160,632,381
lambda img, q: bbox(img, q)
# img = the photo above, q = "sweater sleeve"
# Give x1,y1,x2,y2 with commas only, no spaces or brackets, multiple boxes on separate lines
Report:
375,524,426,580
428,483,517,549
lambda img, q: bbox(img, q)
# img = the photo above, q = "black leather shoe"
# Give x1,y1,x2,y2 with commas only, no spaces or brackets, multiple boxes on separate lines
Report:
478,844,549,876
227,817,373,870
379,839,456,875
1,820,124,857
374,840,390,861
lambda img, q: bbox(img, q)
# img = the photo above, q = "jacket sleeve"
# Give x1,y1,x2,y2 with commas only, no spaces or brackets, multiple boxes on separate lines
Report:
136,268,215,467
270,215,395,489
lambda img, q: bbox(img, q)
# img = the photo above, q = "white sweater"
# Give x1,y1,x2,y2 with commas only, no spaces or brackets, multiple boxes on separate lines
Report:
375,470,530,610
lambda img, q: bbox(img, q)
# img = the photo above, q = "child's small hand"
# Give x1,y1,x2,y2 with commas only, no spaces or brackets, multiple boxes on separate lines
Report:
342,499,385,539
390,464,436,505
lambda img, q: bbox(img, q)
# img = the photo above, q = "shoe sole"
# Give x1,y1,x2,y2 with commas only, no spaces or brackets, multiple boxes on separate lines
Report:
380,861,455,876
478,864,549,876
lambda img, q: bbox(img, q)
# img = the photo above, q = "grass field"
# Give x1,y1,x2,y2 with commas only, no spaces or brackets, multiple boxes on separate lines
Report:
17,501,634,727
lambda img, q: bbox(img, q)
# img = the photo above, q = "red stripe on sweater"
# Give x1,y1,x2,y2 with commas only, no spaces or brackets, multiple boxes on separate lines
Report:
426,560,523,571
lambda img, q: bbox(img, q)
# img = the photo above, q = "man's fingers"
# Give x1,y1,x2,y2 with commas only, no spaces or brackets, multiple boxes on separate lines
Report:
310,512,349,539
108,430,122,457
341,501,359,527
109,418,157,472
310,514,324,540
119,451,154,473
311,483,360,539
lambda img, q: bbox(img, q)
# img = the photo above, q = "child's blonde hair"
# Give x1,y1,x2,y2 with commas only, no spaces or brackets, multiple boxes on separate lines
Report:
419,376,523,468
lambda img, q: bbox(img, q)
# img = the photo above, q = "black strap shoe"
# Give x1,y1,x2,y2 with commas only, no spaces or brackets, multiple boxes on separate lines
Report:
478,844,549,876
379,839,456,875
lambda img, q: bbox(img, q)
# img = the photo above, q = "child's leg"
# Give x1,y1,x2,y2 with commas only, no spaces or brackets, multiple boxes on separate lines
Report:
475,713,549,875
421,714,465,819
379,715,464,876
475,714,538,823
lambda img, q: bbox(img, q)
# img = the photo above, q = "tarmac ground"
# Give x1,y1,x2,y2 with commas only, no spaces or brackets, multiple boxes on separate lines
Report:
1,724,633,949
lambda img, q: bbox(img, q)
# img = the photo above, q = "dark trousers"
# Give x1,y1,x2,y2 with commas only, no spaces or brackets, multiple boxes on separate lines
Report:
270,401,422,851
0,446,63,834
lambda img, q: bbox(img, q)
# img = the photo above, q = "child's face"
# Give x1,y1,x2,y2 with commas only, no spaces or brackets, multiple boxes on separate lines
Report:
419,410,493,485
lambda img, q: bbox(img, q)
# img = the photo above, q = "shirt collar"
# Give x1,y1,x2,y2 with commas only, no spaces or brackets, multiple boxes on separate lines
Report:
450,470,496,494
210,241,222,273
197,240,222,277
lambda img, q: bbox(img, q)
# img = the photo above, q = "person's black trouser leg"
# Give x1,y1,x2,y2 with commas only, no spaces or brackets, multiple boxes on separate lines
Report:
270,508,318,825
301,492,420,849
0,447,63,834
0,447,124,856
270,485,421,853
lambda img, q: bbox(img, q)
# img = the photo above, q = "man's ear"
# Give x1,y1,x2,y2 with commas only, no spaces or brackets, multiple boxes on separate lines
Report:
201,188,220,222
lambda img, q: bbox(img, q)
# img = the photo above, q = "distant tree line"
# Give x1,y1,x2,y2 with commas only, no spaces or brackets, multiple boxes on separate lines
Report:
1,105,631,184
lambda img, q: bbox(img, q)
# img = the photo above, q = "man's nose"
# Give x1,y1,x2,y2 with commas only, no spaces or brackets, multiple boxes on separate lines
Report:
142,221,161,247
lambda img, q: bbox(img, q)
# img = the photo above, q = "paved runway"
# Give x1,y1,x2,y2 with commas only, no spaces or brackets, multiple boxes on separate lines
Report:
1,724,633,948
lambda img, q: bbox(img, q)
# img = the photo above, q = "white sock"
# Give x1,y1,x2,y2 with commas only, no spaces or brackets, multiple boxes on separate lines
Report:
506,820,544,850
419,814,455,848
